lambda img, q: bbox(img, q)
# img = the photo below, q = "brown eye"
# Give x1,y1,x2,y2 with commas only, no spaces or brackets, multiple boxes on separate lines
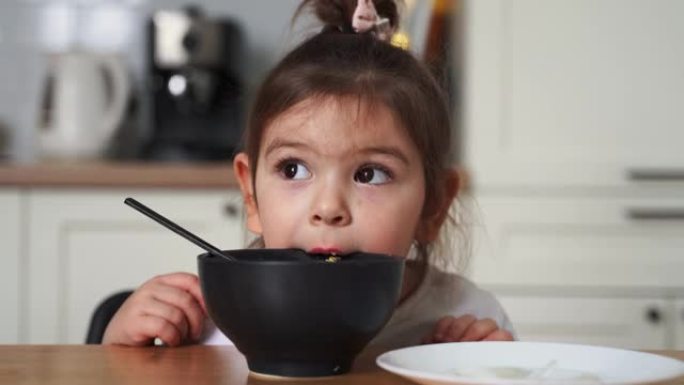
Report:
278,160,311,180
354,168,375,183
284,163,298,178
354,166,391,185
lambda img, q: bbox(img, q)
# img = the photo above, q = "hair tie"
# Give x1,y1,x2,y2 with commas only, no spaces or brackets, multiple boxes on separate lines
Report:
352,0,393,42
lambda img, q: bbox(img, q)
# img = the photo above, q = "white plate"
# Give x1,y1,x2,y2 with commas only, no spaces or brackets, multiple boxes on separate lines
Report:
376,342,684,385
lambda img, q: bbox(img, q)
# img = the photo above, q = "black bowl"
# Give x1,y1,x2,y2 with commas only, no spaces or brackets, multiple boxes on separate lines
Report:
198,248,404,377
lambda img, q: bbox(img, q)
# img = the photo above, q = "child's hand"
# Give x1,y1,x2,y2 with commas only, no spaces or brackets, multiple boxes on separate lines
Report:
102,272,207,346
421,315,514,344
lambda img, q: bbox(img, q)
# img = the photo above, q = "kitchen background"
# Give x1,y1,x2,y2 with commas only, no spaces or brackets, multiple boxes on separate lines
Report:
0,0,444,162
2,0,684,353
0,0,307,162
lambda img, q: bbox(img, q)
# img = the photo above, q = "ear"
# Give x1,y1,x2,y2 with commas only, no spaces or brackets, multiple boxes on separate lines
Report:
233,152,263,234
415,168,461,243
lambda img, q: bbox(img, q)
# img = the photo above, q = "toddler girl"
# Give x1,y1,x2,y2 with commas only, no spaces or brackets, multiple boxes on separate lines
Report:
103,0,514,351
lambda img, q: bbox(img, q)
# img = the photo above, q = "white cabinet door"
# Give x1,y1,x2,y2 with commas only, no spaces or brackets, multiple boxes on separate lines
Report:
0,189,22,343
469,195,684,288
26,189,245,343
497,295,670,350
464,0,684,187
676,300,684,350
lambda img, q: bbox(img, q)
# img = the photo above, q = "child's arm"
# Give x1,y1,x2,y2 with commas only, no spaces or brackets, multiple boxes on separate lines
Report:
420,315,514,344
102,272,207,346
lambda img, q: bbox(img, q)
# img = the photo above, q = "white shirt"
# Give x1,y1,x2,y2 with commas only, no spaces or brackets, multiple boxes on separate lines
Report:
202,265,515,348
366,266,515,351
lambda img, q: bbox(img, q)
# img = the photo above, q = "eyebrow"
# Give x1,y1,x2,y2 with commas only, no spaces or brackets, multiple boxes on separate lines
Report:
264,138,310,157
264,138,411,165
358,146,410,165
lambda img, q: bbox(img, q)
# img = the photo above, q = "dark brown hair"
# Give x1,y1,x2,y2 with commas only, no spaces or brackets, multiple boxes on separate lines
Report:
244,0,454,258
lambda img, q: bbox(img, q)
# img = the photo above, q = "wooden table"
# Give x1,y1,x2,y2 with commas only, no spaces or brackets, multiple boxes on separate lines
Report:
1,345,682,385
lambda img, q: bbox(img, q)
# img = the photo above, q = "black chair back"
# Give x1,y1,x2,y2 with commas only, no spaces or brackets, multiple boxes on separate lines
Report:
85,290,133,344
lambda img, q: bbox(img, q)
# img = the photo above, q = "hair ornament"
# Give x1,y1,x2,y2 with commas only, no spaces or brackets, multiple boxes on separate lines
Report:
352,0,394,42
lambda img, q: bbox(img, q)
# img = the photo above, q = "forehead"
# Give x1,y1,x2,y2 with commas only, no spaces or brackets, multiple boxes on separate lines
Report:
261,96,416,154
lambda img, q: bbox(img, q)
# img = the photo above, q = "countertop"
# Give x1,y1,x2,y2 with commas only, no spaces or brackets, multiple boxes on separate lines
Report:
0,161,239,189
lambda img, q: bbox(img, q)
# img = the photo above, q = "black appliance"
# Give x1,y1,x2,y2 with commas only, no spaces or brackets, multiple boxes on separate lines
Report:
143,7,244,161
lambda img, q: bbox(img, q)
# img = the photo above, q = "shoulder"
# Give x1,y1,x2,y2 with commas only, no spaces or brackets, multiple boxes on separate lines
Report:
425,269,497,313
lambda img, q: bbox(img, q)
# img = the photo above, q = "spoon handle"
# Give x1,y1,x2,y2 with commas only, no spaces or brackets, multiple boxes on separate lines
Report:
124,197,234,261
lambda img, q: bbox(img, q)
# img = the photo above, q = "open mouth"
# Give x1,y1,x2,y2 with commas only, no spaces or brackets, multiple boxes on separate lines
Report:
308,247,344,263
308,247,343,255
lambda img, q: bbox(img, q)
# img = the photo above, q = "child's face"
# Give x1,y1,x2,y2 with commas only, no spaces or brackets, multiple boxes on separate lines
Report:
235,97,430,258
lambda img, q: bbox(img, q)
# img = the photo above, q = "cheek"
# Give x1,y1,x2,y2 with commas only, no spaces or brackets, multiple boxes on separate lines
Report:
360,220,417,257
355,188,425,256
254,181,310,247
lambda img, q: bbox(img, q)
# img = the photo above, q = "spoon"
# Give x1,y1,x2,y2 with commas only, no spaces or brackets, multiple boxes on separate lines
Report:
124,197,236,261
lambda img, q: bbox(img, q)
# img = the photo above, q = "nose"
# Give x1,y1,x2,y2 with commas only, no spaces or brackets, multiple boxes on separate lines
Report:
310,185,351,227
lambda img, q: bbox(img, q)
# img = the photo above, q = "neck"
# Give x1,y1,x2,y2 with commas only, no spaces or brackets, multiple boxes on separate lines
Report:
398,260,427,304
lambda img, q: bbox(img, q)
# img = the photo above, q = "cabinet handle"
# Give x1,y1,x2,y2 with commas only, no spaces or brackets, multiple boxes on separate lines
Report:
627,208,684,221
645,307,662,325
223,204,240,218
628,169,684,182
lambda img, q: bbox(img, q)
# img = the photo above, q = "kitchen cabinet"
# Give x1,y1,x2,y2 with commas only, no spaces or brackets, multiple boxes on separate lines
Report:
469,195,684,288
0,189,21,343
676,300,684,350
25,189,245,344
468,192,683,350
466,194,684,349
462,0,684,350
464,0,684,188
497,295,670,350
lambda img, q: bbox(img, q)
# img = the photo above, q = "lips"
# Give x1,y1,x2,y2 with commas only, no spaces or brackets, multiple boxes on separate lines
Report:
309,247,343,255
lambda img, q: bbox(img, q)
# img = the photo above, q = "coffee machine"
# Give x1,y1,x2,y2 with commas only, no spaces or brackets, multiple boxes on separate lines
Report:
143,7,244,161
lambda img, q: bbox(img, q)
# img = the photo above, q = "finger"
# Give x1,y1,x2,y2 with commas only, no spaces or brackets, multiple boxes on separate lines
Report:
483,329,515,341
151,283,205,341
120,314,183,346
432,316,458,342
460,319,499,342
157,273,207,313
443,315,476,342
142,297,190,341
421,317,452,343
102,291,159,346
138,315,184,347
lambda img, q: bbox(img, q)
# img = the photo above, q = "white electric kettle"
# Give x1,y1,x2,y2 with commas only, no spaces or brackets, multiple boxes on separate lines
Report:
38,51,130,159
